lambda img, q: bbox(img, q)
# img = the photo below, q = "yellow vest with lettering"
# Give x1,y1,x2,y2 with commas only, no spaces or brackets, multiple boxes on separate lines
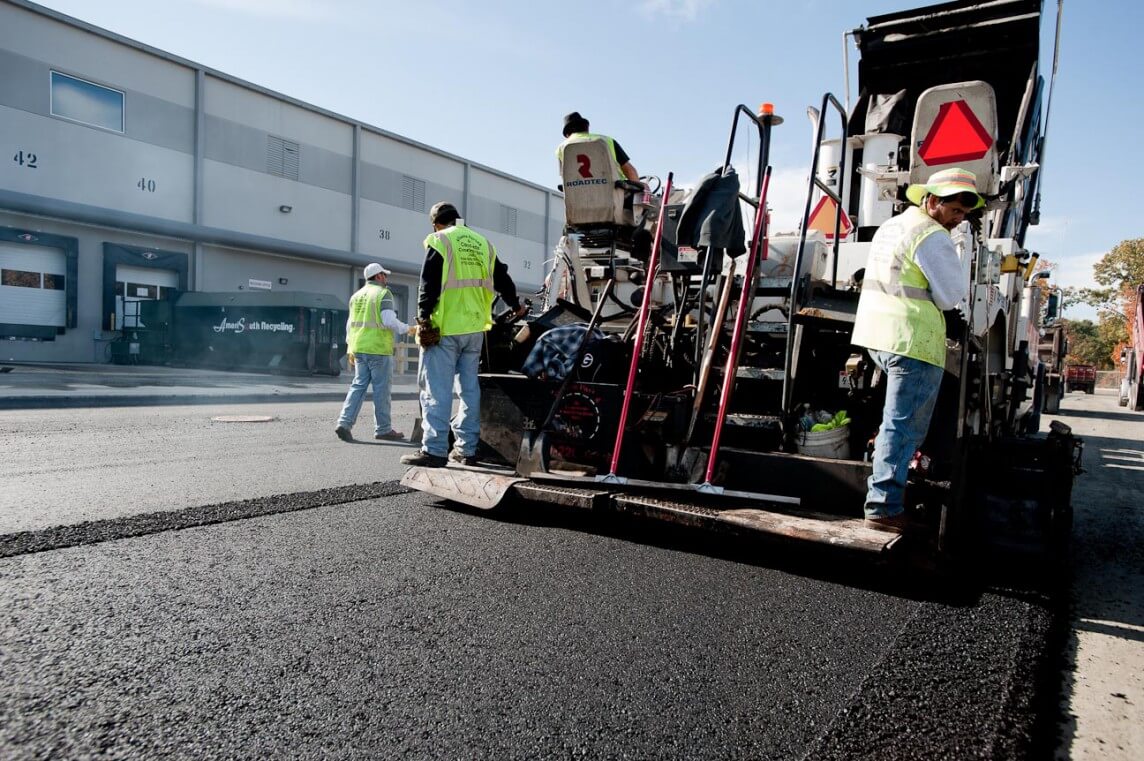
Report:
852,206,948,368
423,224,496,336
346,283,394,355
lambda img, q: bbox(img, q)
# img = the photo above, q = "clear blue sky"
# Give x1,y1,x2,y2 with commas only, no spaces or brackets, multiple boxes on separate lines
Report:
31,0,1144,320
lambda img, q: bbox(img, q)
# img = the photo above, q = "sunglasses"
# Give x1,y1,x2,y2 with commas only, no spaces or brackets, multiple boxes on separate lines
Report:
937,191,981,209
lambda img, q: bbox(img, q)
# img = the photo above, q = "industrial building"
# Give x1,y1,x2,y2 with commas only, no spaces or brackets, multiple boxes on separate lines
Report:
0,0,561,365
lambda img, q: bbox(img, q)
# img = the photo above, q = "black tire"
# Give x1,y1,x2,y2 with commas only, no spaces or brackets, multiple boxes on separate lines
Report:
1085,385,1094,395
1044,382,1061,414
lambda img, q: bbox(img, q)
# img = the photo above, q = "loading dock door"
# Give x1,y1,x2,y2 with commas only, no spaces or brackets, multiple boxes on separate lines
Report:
0,241,67,328
116,265,178,328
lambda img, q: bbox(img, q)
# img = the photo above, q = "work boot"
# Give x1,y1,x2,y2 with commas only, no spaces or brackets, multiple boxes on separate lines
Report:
448,450,480,467
400,450,446,468
335,426,353,442
375,430,406,441
864,512,911,534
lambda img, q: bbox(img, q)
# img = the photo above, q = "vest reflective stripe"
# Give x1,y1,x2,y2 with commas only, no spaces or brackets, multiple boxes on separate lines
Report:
423,224,497,336
557,132,623,178
852,206,948,368
346,284,395,355
862,279,932,301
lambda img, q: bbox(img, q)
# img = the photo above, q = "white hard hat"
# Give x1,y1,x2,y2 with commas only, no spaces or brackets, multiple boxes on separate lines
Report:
363,262,390,279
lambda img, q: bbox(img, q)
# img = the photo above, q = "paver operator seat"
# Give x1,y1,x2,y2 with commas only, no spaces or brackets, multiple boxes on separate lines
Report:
559,136,645,254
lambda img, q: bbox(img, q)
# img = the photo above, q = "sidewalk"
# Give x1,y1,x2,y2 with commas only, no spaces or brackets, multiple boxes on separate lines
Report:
0,362,419,409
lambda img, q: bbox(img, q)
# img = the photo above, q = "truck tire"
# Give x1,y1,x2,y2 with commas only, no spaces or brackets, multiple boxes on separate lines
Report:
1044,383,1061,414
1131,381,1143,411
1085,384,1095,395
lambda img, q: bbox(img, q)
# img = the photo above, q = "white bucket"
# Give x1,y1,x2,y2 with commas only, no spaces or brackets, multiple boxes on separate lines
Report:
797,424,851,460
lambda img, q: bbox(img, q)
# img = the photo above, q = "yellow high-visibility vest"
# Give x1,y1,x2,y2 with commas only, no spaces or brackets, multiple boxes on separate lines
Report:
852,206,948,368
423,224,496,336
346,283,395,355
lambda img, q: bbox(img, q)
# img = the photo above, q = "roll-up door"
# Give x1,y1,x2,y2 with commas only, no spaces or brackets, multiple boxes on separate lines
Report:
0,241,67,327
116,265,179,328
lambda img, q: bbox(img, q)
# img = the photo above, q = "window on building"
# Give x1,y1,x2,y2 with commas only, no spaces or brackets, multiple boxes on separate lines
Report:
127,283,158,300
402,175,426,212
500,205,518,236
42,273,65,291
267,135,300,180
1,269,41,288
50,71,125,133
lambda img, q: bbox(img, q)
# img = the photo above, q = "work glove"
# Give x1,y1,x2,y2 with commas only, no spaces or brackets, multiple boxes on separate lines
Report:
416,319,441,348
406,324,418,337
346,352,356,369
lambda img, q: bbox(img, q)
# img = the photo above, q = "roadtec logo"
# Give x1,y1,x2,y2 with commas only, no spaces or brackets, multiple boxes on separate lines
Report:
212,317,295,334
565,178,608,187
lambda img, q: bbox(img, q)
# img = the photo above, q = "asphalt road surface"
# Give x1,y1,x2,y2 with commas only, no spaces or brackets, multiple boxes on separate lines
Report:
1,394,1136,759
0,399,422,534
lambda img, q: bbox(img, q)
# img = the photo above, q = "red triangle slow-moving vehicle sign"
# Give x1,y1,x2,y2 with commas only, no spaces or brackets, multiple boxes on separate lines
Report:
918,100,994,165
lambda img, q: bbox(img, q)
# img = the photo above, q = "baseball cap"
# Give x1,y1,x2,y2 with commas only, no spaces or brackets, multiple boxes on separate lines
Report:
429,201,460,225
363,262,390,279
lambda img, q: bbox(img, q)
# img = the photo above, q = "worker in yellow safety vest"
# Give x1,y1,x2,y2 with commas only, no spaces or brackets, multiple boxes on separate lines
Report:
400,202,528,468
335,262,415,442
851,167,982,533
556,111,641,185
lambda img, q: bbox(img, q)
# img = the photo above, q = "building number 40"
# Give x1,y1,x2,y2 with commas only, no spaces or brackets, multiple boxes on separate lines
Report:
137,178,156,192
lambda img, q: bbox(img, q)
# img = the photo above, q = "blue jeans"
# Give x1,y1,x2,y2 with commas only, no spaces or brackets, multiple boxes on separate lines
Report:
865,350,944,518
418,332,483,457
337,353,394,435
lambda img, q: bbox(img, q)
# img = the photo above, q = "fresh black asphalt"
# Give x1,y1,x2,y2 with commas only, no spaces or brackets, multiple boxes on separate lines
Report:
0,484,1063,759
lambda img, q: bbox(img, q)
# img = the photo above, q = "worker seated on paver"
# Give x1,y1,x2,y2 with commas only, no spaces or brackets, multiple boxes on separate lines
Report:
556,111,650,259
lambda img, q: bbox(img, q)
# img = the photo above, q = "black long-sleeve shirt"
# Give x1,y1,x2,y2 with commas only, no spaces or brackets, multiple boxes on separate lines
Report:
417,245,521,321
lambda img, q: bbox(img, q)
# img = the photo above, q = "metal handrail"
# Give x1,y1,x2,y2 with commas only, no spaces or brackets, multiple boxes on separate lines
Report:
781,92,848,420
691,105,780,373
701,166,772,487
721,104,771,197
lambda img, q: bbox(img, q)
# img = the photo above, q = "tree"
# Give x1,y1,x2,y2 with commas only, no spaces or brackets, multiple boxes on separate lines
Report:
1065,319,1120,369
1093,238,1144,289
1073,238,1143,365
1065,319,1097,366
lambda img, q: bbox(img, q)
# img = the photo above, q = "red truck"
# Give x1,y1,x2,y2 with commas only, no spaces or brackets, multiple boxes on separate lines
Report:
1066,364,1096,395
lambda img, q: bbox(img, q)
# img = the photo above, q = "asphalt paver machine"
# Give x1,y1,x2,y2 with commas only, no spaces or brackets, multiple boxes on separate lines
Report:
404,0,1080,571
